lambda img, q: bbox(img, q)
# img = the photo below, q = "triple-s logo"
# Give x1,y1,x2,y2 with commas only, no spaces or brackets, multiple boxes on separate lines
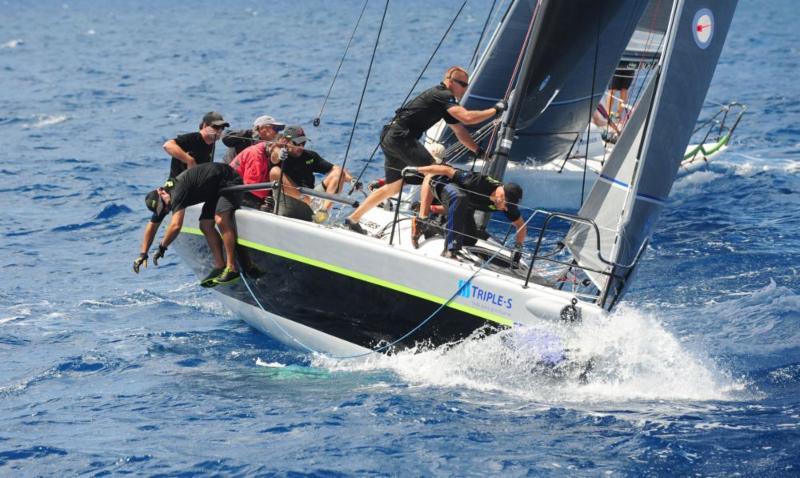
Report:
457,280,513,309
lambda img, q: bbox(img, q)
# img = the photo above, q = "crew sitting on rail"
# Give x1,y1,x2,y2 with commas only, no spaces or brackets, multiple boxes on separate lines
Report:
405,164,525,263
269,126,352,223
230,125,284,211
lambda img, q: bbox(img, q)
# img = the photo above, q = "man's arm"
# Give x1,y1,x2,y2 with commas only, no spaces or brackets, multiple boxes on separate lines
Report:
448,123,480,153
222,129,251,148
163,139,196,168
445,105,498,126
159,208,186,249
133,220,162,273
416,164,456,178
139,221,161,254
512,217,527,246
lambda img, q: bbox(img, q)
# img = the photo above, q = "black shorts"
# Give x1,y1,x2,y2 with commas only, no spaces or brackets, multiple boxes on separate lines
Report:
610,68,634,90
199,175,243,221
381,125,434,184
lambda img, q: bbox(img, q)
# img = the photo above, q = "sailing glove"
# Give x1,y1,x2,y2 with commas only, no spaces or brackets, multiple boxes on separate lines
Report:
153,244,167,266
494,100,507,114
474,147,486,159
278,147,289,162
133,253,148,274
511,243,523,269
402,166,420,177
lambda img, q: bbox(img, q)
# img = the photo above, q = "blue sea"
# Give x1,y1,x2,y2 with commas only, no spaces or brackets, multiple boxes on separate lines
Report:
2,0,799,475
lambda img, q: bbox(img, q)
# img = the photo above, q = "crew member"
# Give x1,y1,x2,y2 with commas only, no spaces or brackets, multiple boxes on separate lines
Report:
133,162,243,287
405,164,525,262
270,126,352,222
222,115,285,164
163,111,229,179
344,66,506,234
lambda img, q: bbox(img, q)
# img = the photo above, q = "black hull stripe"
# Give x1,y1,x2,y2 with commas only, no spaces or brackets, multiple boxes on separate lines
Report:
181,226,512,326
176,229,507,350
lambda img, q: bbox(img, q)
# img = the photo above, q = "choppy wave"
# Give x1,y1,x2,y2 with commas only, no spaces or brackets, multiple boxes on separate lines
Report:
1,39,23,49
23,114,68,129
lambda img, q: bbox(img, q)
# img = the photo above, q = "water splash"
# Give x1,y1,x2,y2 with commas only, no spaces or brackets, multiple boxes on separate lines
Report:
316,306,748,403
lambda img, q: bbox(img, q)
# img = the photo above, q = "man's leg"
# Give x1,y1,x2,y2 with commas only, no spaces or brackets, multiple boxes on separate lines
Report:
443,184,468,253
199,218,225,269
215,211,238,272
347,179,402,223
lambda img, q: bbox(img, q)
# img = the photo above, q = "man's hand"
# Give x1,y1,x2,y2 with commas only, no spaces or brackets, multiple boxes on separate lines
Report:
511,243,523,269
402,166,420,177
153,244,167,266
133,253,148,274
186,155,197,168
278,148,289,162
494,100,507,114
474,146,486,159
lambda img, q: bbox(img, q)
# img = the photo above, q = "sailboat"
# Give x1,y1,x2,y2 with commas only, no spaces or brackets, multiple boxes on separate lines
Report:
172,0,737,357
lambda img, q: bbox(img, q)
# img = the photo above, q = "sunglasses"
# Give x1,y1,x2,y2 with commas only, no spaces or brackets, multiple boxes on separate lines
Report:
290,139,306,146
211,124,225,130
450,78,469,88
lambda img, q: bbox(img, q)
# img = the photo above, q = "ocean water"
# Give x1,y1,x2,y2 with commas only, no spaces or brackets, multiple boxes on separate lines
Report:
1,0,799,476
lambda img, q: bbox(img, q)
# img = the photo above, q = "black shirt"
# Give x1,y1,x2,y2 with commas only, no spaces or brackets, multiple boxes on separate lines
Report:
222,128,257,164
452,170,521,221
282,149,334,189
169,132,214,179
169,163,238,213
393,83,459,139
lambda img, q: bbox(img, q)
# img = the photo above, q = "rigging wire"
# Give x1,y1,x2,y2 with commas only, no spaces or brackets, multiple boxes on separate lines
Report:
467,0,499,71
580,13,602,207
313,0,371,127
347,0,469,194
479,0,541,176
338,0,390,181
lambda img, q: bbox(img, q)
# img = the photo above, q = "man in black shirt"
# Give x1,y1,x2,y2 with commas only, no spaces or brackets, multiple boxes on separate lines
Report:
345,66,506,234
222,114,285,164
133,163,243,287
269,126,352,220
404,164,526,261
163,111,229,179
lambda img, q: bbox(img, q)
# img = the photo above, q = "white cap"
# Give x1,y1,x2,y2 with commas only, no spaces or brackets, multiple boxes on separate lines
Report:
253,115,285,129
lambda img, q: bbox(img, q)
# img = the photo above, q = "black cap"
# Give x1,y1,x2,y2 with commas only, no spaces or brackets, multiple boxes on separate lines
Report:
504,182,522,205
202,111,230,127
145,189,167,217
282,125,309,144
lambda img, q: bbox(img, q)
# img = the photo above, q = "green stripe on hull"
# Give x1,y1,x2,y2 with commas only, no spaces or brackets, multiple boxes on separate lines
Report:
181,226,513,326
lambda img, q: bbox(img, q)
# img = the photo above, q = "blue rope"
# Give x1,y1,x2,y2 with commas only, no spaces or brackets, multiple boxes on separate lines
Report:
235,212,538,360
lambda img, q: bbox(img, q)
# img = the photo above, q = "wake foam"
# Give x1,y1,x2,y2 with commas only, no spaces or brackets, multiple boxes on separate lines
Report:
315,306,748,403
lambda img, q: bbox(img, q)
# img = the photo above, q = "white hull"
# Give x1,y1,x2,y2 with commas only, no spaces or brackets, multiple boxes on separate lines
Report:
175,205,602,356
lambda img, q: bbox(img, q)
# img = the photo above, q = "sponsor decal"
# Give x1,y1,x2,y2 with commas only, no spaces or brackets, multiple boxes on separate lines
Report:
693,8,714,50
457,280,513,315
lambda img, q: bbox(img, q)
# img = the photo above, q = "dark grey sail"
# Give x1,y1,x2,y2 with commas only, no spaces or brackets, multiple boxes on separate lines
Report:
564,0,738,309
439,0,651,165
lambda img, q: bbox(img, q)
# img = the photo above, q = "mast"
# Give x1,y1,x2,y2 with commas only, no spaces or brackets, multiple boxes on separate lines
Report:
485,0,545,183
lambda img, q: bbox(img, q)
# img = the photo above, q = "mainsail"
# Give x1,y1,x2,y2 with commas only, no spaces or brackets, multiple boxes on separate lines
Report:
438,0,652,165
564,0,738,309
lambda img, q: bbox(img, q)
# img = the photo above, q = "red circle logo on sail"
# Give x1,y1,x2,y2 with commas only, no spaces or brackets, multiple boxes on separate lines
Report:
692,8,715,49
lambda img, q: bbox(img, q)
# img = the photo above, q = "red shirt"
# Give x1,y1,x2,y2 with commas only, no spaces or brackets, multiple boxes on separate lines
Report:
231,143,272,199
